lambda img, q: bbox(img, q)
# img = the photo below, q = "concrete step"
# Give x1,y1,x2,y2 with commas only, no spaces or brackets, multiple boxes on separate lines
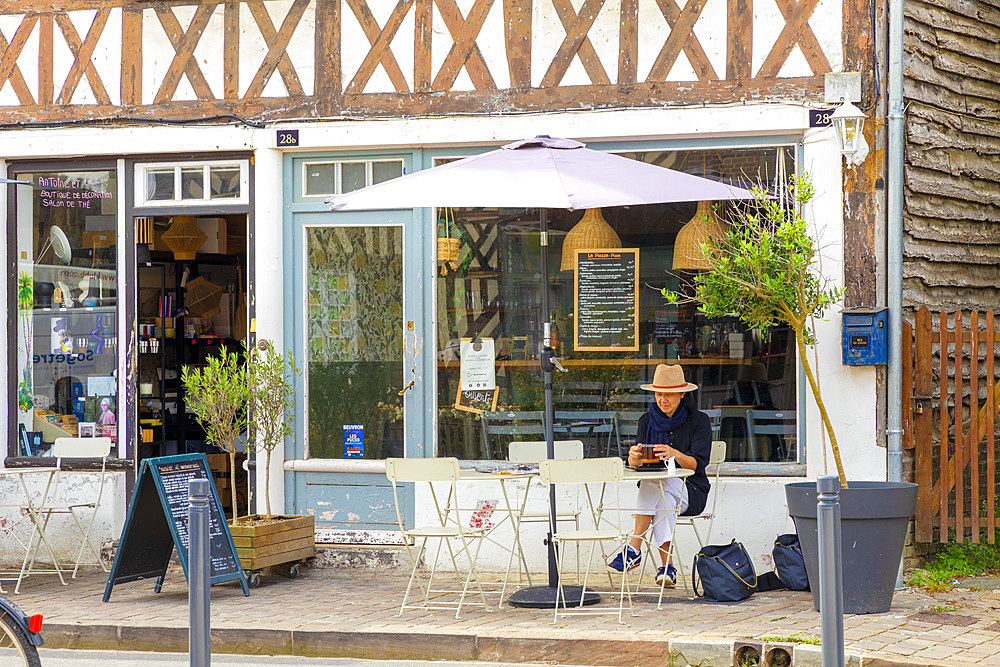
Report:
306,544,407,570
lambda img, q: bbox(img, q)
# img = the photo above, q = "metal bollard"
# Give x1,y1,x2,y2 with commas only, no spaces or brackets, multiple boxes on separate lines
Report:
817,475,844,667
189,479,211,667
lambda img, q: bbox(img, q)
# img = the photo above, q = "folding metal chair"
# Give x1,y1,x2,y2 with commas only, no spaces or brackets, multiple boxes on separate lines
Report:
651,439,729,602
27,437,113,578
385,457,491,619
539,457,635,624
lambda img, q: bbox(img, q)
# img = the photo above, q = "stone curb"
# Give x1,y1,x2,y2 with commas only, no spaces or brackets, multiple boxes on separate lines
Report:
40,623,923,666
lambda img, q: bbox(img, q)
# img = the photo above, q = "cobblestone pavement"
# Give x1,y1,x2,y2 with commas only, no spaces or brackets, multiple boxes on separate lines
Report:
5,567,1000,665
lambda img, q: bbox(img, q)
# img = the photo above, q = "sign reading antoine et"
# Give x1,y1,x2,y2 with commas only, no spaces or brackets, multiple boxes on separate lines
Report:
343,424,364,458
574,248,639,351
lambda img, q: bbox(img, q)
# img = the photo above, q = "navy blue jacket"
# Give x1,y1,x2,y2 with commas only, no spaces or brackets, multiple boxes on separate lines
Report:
636,409,712,516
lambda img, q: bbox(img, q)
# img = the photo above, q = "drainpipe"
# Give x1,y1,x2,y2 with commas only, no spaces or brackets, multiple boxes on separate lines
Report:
886,0,904,485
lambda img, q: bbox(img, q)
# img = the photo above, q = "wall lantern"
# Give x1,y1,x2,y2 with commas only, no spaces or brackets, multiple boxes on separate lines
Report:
831,98,867,163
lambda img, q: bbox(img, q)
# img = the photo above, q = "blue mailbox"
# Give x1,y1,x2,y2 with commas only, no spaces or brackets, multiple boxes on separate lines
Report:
842,308,887,365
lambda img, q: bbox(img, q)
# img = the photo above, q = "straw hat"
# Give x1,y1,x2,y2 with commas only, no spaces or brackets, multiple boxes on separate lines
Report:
640,364,698,393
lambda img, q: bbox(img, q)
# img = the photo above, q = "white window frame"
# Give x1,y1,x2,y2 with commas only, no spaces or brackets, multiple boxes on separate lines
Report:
135,160,250,207
300,159,404,198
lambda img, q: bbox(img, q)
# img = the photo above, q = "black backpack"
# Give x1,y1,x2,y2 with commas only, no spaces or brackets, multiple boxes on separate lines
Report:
772,533,810,591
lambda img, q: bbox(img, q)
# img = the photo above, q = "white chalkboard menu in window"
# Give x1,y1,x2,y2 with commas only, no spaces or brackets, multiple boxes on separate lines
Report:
574,248,639,351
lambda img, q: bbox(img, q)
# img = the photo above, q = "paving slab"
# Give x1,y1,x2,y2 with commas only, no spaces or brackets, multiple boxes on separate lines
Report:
3,567,999,665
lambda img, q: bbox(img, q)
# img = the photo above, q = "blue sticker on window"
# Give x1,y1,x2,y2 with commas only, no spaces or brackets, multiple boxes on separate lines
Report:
343,424,364,458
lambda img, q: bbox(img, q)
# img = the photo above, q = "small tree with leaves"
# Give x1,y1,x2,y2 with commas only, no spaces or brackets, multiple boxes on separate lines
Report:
665,174,847,486
247,339,300,519
182,345,251,519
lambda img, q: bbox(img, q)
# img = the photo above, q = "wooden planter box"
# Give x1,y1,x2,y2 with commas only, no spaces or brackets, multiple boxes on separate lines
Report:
230,514,315,571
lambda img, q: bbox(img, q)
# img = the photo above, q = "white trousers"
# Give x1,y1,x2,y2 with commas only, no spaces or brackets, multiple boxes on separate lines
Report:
634,478,689,546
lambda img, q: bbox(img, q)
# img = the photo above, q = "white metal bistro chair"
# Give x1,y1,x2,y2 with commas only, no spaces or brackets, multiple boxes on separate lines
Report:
664,440,727,599
385,457,491,619
539,457,635,624
29,437,113,578
504,440,584,594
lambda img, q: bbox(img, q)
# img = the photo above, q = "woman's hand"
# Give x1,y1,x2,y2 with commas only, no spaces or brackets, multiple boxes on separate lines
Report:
627,443,643,467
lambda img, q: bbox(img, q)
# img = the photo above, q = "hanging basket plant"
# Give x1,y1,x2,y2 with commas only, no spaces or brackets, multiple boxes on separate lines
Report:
437,208,462,276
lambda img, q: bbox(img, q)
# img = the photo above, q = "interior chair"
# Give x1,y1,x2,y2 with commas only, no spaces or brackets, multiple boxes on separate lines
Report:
745,409,796,462
701,408,722,440
553,381,605,408
554,410,621,458
539,457,635,624
615,410,646,447
30,437,113,578
480,411,545,460
385,457,491,619
606,381,653,409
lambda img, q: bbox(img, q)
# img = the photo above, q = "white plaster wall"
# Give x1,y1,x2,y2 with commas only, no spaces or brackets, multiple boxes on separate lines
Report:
253,148,287,516
0,103,881,573
0,472,125,567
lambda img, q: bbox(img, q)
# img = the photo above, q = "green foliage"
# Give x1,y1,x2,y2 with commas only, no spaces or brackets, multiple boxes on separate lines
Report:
664,176,842,345
182,344,251,519
17,272,32,312
758,635,821,645
906,542,1000,592
248,340,300,518
663,174,847,486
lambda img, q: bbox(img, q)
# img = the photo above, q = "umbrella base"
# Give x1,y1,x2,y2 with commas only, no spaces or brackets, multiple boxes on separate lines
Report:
506,585,601,608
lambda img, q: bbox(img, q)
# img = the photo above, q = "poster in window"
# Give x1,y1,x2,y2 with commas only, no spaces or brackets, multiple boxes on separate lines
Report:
459,338,495,391
574,248,639,351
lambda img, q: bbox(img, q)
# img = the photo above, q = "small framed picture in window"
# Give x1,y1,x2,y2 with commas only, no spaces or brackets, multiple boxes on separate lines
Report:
79,422,96,438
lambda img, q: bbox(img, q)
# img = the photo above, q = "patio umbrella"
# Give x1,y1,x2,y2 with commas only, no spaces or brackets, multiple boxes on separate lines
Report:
328,136,751,211
327,136,753,607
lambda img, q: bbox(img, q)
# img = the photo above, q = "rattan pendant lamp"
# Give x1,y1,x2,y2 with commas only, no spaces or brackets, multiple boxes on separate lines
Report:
671,201,727,270
559,208,622,271
161,215,207,261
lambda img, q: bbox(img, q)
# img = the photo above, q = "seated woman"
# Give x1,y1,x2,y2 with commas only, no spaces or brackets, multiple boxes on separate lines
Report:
608,364,712,587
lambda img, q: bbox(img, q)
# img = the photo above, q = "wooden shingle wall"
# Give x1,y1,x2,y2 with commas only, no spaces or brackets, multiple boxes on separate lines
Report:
903,0,1000,315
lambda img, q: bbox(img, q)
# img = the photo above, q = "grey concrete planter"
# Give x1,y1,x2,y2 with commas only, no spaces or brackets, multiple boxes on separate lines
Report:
785,480,917,614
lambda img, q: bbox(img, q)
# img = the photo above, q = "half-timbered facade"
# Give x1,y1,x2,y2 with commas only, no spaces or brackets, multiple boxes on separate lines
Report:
1,0,885,572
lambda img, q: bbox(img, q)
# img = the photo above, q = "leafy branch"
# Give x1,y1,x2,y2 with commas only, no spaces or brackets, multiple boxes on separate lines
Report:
663,175,847,486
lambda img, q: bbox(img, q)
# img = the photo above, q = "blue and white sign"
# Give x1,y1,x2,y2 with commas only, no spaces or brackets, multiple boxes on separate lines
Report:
343,424,364,458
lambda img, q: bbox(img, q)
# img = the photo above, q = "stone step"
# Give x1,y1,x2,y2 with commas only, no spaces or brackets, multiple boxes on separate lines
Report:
306,544,407,570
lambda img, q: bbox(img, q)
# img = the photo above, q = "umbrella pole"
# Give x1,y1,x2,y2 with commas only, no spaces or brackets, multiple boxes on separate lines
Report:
507,208,600,609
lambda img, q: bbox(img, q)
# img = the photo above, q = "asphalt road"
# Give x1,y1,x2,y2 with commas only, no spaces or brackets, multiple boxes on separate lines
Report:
34,650,599,666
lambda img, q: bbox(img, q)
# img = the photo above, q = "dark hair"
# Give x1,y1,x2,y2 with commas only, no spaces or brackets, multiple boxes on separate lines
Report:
680,391,698,414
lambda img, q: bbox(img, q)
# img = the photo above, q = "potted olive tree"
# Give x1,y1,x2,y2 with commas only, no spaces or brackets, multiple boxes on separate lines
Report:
229,340,313,585
182,344,250,520
666,175,916,613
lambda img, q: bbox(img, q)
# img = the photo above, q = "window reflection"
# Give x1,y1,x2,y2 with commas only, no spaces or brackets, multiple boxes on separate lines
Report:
435,146,798,464
15,169,119,456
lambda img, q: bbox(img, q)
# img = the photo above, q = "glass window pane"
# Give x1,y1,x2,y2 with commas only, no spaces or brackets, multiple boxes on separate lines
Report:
181,167,204,200
434,146,799,464
305,163,336,196
341,162,366,193
372,161,402,185
146,169,174,201
15,169,119,458
209,166,240,199
306,226,403,459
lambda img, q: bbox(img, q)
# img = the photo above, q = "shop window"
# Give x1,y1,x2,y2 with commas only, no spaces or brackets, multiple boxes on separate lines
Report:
136,161,248,206
302,160,403,197
434,146,800,466
12,168,119,457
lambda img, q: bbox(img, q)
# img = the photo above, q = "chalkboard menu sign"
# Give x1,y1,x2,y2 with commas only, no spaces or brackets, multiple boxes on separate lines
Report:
455,386,500,414
103,454,249,601
574,248,639,351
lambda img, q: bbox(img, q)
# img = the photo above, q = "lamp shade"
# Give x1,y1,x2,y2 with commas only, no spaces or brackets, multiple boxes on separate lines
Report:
671,201,727,270
559,208,622,271
161,215,206,260
135,216,153,264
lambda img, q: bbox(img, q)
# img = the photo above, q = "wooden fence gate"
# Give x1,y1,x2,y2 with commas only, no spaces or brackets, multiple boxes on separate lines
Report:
904,307,1000,544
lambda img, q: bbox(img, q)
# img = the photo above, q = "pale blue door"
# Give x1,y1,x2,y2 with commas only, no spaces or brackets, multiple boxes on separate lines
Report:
285,154,428,534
